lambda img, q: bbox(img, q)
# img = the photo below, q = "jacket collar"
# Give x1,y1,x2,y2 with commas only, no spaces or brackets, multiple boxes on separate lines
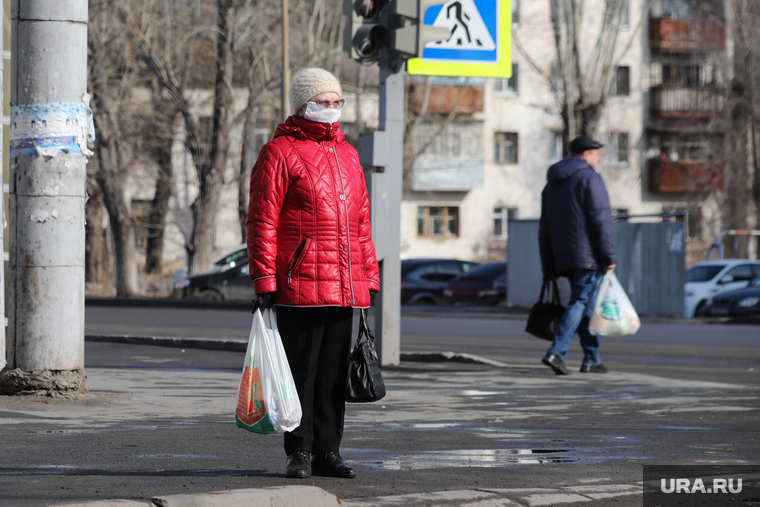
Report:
275,115,343,143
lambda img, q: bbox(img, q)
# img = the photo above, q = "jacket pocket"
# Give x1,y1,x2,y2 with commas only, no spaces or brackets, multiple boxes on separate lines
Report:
287,236,311,284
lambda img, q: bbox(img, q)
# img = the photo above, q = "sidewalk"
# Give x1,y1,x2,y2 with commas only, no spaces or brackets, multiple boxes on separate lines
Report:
2,305,757,506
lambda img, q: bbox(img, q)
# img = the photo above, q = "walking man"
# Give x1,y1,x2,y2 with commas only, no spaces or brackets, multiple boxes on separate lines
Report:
538,136,616,375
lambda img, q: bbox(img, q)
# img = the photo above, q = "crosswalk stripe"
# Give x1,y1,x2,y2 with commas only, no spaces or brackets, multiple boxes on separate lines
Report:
343,484,641,507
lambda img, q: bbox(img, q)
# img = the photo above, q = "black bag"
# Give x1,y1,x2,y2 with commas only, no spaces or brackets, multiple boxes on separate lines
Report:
346,308,386,403
525,279,566,341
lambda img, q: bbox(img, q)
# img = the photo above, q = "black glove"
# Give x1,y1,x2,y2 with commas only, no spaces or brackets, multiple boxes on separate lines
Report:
369,289,378,302
251,292,276,314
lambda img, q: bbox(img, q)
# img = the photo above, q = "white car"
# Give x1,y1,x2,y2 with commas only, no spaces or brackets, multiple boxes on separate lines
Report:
685,260,760,317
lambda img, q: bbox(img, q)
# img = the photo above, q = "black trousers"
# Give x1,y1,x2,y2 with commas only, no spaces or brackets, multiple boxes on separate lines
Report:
276,306,353,456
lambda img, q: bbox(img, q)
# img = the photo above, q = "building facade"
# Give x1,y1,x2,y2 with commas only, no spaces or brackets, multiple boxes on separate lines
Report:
400,0,730,266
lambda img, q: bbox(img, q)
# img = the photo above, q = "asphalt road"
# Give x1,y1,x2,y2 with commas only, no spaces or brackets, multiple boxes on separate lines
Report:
0,305,756,506
85,304,760,384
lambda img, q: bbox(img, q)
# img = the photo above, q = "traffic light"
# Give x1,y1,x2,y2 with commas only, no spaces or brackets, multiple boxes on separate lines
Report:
345,0,452,62
391,0,451,58
345,0,389,62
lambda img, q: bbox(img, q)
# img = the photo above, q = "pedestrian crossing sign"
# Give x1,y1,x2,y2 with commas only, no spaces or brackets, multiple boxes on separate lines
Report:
407,0,511,78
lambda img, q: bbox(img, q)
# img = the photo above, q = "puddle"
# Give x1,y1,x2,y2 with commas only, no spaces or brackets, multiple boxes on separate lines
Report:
399,423,460,429
129,454,217,459
361,449,574,470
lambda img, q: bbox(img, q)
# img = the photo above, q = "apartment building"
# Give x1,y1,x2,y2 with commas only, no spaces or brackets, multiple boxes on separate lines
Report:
400,0,729,264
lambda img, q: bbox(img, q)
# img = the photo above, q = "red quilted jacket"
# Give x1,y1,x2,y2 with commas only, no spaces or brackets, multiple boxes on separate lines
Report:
246,116,380,308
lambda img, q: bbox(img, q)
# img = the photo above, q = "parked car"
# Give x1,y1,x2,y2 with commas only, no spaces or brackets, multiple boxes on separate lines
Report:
172,245,249,294
685,260,760,317
442,262,507,306
180,261,255,300
702,276,760,317
401,258,479,304
211,244,247,271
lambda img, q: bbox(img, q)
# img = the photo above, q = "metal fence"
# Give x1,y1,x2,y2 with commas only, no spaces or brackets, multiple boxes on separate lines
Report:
507,219,686,318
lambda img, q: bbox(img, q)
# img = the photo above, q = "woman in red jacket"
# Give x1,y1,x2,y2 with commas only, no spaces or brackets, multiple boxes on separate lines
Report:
246,68,381,479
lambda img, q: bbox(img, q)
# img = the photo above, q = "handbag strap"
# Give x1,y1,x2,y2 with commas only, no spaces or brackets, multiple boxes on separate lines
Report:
549,279,561,305
359,308,375,344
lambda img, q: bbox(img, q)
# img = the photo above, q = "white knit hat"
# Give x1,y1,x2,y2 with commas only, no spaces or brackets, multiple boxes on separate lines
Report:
289,68,343,115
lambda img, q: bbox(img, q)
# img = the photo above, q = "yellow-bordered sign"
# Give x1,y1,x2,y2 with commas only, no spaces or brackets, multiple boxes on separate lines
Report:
407,0,512,78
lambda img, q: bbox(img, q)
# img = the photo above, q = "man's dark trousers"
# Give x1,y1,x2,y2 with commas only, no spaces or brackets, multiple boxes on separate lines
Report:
547,269,604,366
277,306,353,456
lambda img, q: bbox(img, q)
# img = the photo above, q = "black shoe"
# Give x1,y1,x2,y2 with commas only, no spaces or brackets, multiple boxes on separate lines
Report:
542,353,570,375
579,363,608,373
285,451,311,478
312,452,356,478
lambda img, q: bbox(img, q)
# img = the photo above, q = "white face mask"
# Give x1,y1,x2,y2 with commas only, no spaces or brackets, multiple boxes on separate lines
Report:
303,102,341,124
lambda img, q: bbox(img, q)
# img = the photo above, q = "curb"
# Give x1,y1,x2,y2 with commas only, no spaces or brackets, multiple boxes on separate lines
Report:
84,334,506,367
52,485,344,507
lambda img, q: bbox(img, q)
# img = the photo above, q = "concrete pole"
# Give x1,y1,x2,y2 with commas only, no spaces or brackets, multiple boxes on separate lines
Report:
372,65,404,367
2,0,90,394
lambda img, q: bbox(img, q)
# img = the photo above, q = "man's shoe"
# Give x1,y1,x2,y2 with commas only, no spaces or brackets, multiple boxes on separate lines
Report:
285,451,311,478
312,452,356,478
579,363,608,373
542,353,570,375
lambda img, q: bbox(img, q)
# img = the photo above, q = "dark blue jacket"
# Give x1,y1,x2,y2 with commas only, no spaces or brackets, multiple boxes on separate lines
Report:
538,156,616,277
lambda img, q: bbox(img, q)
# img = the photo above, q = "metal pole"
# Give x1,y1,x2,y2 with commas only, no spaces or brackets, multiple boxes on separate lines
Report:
372,65,403,367
281,0,290,122
0,0,4,370
3,0,89,394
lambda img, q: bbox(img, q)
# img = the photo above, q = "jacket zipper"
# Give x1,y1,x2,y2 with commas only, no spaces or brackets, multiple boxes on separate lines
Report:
331,144,356,304
287,237,311,284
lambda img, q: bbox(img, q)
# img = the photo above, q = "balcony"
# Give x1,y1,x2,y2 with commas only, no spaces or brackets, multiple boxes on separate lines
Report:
649,18,725,52
650,85,725,118
408,83,484,115
411,158,484,192
649,159,724,193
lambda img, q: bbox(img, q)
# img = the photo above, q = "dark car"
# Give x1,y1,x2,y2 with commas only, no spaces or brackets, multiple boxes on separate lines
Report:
703,276,760,317
442,262,507,306
181,262,255,300
401,258,479,304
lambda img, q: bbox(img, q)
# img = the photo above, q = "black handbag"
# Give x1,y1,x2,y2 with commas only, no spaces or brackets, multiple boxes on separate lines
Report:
346,308,386,403
525,279,566,341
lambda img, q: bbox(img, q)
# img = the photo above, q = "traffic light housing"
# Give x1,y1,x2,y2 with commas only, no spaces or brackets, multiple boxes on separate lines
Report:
391,0,451,58
345,0,452,62
345,0,389,62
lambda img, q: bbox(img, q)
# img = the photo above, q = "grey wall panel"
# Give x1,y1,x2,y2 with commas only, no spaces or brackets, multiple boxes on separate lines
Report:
507,220,685,318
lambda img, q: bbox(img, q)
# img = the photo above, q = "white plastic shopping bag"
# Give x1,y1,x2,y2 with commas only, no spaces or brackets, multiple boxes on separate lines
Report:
588,272,641,336
235,308,302,434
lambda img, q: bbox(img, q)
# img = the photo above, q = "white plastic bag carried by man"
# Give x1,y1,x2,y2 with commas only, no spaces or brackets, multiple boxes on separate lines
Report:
588,272,641,337
235,308,302,434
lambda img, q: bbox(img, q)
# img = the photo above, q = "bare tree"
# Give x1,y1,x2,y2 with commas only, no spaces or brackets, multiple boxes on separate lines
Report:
728,0,760,249
88,0,140,295
515,0,647,153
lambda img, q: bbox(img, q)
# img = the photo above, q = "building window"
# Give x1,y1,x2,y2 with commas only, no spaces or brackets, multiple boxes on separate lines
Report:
494,132,518,164
493,207,518,238
611,66,630,96
512,0,519,24
654,133,722,162
607,132,629,164
549,131,563,161
664,206,703,240
662,64,702,87
494,64,519,95
660,0,692,20
131,199,152,248
417,206,459,237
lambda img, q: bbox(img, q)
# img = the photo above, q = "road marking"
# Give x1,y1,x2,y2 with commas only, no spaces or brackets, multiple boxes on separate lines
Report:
345,484,642,506
524,493,591,505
